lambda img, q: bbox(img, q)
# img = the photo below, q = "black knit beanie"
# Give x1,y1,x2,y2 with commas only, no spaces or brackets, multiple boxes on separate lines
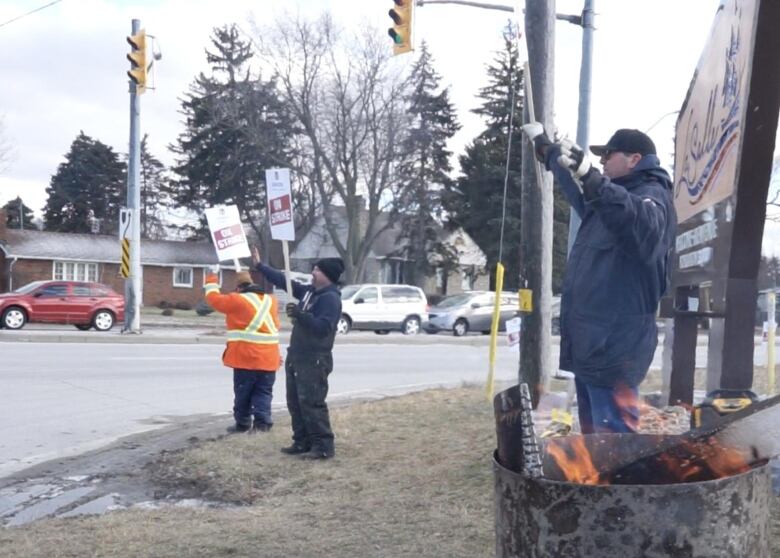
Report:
315,258,344,284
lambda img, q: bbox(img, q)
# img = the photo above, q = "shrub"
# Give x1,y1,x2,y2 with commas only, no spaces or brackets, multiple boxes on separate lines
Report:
158,301,170,309
161,308,174,316
195,301,214,316
174,302,192,311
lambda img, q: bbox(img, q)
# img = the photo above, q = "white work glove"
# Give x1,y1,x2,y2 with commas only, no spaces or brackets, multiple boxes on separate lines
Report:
557,139,591,178
558,139,605,200
208,264,221,274
521,122,554,167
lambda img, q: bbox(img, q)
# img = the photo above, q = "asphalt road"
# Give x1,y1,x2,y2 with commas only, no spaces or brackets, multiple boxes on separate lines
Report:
0,341,523,477
2,333,777,479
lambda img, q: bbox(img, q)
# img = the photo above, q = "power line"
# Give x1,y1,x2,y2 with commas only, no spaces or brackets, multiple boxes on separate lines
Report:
0,0,64,30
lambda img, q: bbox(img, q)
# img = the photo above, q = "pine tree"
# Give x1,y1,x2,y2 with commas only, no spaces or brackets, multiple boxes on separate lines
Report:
170,24,295,240
396,42,461,287
443,35,569,291
139,134,170,239
2,196,35,229
43,132,125,233
443,36,525,290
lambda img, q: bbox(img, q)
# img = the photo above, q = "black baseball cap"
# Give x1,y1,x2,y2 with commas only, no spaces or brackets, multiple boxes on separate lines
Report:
590,129,656,157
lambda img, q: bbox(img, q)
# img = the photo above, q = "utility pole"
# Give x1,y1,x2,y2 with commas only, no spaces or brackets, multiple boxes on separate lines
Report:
124,18,144,333
18,197,23,230
519,0,555,407
566,0,594,254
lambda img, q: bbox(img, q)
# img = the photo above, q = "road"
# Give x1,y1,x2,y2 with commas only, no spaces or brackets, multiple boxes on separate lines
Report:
0,341,522,477
1,334,777,478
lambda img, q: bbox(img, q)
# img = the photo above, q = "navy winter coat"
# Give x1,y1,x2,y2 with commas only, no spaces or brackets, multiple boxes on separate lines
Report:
547,149,676,387
255,263,342,356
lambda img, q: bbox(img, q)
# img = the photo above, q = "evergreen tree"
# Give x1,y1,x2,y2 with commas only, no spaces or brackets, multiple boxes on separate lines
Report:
443,35,569,291
43,132,125,233
396,42,461,287
443,36,525,290
2,196,35,229
759,254,780,290
139,134,170,239
170,24,295,240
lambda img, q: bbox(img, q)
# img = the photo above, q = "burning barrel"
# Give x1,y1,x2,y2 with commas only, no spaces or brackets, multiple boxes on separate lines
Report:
494,386,776,558
494,436,771,557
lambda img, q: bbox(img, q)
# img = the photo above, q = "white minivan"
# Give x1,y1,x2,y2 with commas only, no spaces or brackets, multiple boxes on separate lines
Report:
338,284,428,335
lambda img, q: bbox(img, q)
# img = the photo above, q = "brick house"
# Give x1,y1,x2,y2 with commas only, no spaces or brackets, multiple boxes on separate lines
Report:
0,215,234,308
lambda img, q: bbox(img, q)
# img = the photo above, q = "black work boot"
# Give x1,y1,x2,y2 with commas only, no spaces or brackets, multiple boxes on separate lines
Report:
252,423,272,433
299,446,334,460
280,442,310,455
226,422,251,434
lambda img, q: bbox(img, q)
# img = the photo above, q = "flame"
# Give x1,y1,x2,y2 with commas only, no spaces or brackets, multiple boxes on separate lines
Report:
545,436,606,485
657,438,752,482
613,383,642,432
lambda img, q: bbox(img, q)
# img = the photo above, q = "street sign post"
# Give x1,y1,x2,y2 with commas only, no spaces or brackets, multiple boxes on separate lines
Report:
119,208,133,279
266,168,295,297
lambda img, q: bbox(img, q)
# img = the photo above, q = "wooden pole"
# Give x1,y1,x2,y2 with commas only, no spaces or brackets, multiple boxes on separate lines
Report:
282,240,294,298
519,0,555,408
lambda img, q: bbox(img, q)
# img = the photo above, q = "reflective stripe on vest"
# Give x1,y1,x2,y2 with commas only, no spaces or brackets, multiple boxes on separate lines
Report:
204,283,220,295
226,292,279,345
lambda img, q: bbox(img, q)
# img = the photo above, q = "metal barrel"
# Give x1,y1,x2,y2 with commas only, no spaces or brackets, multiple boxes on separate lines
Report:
494,436,771,558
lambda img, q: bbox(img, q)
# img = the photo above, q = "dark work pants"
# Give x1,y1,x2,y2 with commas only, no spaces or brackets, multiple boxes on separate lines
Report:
285,352,334,452
233,369,276,427
575,378,639,434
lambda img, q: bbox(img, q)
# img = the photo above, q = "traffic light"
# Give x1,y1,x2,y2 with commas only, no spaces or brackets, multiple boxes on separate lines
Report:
126,29,147,94
388,0,413,56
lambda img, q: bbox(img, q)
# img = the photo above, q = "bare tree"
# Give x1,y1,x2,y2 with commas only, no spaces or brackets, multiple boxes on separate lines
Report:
253,13,412,282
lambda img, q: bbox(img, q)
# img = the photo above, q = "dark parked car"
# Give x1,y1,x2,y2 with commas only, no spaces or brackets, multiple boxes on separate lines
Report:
0,281,125,331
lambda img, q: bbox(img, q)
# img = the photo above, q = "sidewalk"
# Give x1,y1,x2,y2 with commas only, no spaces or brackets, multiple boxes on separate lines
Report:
0,324,500,346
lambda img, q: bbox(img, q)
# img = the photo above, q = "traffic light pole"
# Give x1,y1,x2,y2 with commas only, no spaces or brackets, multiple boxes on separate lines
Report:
124,18,143,333
566,0,594,255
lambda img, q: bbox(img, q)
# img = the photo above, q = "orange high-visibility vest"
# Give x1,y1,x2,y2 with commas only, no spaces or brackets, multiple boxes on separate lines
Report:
204,274,281,371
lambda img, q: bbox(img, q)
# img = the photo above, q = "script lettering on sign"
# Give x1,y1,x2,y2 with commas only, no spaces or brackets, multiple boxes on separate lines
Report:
674,0,755,223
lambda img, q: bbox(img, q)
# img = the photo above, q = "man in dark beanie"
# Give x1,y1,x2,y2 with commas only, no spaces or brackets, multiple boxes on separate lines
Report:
252,247,343,459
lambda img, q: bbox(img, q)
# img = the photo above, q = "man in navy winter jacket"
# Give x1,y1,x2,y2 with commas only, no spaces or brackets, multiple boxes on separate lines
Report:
523,125,676,434
252,249,343,459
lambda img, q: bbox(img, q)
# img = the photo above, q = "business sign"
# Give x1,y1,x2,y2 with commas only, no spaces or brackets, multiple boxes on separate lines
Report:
205,205,250,262
670,0,780,294
265,168,295,241
673,0,755,223
666,0,780,394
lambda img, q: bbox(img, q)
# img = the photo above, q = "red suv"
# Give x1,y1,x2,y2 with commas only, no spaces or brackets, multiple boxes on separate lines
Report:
0,281,125,331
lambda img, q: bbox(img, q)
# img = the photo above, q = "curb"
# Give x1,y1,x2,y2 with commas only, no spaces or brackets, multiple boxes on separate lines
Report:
0,330,499,346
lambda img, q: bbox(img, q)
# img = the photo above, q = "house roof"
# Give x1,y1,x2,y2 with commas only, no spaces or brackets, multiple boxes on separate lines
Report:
2,229,218,266
291,206,486,267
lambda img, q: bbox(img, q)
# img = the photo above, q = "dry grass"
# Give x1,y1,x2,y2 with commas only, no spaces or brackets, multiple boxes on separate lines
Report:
0,386,495,558
1,385,779,558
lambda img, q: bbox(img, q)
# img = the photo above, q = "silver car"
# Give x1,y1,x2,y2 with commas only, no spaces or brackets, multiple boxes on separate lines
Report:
426,292,520,336
426,292,561,336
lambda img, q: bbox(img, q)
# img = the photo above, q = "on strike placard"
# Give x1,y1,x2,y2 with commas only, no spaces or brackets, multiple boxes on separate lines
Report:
265,168,295,241
205,205,251,262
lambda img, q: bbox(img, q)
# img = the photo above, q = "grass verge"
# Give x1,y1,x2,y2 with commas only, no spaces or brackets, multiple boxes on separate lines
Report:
1,385,778,557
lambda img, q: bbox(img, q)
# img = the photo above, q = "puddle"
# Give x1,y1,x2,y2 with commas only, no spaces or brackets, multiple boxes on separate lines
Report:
59,493,122,518
6,486,94,527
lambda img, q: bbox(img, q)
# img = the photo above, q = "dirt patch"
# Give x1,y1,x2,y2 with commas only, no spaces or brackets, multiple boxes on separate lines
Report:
1,386,779,558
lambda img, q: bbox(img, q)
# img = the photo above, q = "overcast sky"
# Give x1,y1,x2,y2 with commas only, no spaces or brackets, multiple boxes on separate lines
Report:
0,0,778,253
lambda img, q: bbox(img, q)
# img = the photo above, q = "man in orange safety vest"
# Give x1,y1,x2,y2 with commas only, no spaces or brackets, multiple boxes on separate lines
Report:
205,270,281,433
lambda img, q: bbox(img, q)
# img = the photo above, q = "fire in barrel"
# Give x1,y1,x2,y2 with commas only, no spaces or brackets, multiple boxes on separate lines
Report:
493,384,776,557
